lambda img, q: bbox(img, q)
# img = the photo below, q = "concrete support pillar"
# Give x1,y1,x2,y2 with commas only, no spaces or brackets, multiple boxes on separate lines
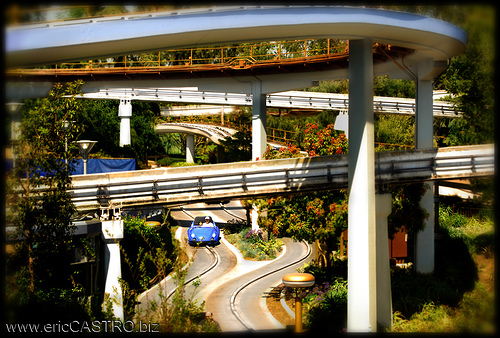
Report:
251,81,267,161
186,134,195,164
347,38,377,332
334,111,349,139
251,204,259,231
118,99,132,147
415,77,435,274
101,209,124,321
376,193,393,329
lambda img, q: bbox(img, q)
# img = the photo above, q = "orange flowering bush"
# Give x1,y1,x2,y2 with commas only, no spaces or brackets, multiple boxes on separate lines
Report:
303,123,348,156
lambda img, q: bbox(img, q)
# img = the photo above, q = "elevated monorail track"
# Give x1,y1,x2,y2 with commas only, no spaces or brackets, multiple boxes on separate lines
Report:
79,88,460,118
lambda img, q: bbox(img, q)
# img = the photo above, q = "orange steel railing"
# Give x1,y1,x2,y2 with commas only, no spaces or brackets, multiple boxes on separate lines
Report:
32,39,347,71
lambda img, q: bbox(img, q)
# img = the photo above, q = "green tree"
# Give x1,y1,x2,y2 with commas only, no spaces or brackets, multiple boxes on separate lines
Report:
78,100,165,165
385,5,494,146
375,115,415,150
438,6,494,145
218,109,252,162
261,126,349,255
6,80,92,323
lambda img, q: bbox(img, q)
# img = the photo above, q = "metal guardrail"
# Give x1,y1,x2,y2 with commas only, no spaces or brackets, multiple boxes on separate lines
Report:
80,88,460,118
63,144,493,212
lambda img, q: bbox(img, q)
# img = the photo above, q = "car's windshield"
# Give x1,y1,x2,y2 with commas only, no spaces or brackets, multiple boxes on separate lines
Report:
193,216,215,227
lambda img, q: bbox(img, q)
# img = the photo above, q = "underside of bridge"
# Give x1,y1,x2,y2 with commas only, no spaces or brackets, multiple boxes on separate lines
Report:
6,44,412,82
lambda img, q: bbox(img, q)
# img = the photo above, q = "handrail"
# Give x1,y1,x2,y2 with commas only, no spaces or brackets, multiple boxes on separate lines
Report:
10,39,347,71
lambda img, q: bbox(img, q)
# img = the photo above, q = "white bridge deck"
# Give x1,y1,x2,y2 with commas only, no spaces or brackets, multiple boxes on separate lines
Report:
65,144,494,212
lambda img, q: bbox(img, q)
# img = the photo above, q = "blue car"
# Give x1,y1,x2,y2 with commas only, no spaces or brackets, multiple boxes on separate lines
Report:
188,216,220,246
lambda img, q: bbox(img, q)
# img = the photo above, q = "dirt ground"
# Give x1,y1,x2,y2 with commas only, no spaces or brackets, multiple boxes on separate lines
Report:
265,284,296,328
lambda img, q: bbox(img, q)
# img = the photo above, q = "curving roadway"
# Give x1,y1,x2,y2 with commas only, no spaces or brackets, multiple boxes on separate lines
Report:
137,200,314,332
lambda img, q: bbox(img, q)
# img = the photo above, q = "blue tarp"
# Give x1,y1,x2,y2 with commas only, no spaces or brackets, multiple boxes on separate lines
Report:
72,159,136,175
5,158,136,176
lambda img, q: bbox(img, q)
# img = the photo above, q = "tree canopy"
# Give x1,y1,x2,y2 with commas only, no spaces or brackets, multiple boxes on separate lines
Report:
6,81,93,323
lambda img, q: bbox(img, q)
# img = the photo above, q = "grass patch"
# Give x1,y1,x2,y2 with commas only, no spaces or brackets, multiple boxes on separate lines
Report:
390,206,495,332
392,282,495,332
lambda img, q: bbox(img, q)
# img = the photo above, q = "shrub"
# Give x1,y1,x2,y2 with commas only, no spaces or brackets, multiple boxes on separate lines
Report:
225,227,283,260
120,216,176,318
303,278,348,332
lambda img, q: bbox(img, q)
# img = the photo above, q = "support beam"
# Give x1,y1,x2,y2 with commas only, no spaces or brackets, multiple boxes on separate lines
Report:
376,193,393,329
186,134,195,164
101,209,124,321
347,38,377,332
118,99,132,147
415,76,435,274
251,81,267,161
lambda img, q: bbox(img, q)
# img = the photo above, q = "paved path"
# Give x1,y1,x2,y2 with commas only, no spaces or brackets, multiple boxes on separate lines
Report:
136,201,314,332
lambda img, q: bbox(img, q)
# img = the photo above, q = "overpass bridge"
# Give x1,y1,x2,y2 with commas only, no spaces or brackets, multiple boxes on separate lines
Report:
65,144,494,213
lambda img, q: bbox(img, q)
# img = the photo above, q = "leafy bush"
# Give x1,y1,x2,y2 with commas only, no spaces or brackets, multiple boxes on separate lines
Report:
223,218,248,235
225,227,283,260
438,206,494,255
392,282,495,333
156,156,186,167
391,266,462,319
303,278,348,332
297,259,347,285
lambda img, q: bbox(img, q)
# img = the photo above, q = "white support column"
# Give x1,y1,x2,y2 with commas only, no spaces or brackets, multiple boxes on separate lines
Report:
415,76,435,274
186,134,195,164
118,99,132,147
347,38,377,332
101,209,124,321
251,204,259,231
376,193,393,329
251,81,267,161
